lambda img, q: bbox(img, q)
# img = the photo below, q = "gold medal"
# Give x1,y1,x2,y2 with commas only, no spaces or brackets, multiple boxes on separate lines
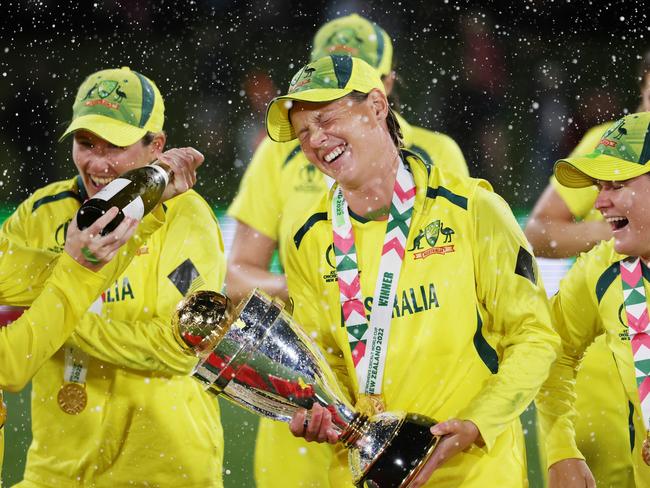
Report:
57,382,87,415
355,394,385,417
643,431,650,466
0,393,6,428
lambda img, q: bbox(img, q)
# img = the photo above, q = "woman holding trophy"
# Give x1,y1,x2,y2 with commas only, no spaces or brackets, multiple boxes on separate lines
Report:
262,55,561,487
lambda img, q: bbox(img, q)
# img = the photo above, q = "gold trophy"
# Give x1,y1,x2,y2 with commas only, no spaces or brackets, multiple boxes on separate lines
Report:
172,289,439,487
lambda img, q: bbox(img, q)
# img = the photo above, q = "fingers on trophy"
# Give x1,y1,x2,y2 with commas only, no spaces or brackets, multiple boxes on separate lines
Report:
172,289,440,487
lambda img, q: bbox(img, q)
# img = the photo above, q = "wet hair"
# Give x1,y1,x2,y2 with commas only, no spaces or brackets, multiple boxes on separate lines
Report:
141,131,157,146
347,91,404,148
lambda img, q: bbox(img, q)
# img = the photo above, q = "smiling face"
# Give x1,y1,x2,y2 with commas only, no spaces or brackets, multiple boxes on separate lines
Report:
289,90,394,191
595,174,650,259
72,130,164,197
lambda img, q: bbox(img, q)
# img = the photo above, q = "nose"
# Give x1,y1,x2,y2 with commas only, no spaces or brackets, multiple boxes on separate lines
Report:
595,187,612,210
308,126,327,148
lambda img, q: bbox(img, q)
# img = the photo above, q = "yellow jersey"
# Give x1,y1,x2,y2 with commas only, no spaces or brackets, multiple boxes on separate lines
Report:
282,152,560,487
0,210,165,480
229,116,469,487
3,176,227,487
537,239,650,486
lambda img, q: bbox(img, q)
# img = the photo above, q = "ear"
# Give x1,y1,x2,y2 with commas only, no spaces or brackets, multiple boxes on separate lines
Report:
367,89,389,122
150,131,167,154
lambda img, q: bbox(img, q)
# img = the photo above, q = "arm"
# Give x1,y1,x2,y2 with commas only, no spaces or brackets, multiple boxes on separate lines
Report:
68,194,226,375
226,137,288,303
225,221,288,304
524,184,610,258
536,253,601,478
0,208,149,391
459,186,561,449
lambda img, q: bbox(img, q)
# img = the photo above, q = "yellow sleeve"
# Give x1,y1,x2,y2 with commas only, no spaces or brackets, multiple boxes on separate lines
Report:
549,123,608,221
227,137,285,241
458,185,561,450
0,252,105,391
536,253,601,467
69,195,225,375
0,207,166,391
0,238,57,305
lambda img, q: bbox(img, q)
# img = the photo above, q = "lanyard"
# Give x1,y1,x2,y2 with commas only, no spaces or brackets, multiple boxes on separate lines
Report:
620,257,650,430
331,158,416,395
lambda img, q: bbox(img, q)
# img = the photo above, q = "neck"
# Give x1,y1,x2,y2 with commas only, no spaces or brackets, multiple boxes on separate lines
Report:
341,152,400,220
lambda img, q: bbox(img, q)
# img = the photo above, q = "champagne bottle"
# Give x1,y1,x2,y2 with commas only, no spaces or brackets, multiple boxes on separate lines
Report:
77,162,170,235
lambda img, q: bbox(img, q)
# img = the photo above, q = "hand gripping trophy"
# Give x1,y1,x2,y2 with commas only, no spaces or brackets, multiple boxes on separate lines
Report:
172,289,440,487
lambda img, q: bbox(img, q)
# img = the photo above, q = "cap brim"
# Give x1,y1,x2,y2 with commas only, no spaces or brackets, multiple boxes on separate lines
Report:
554,152,650,188
59,114,148,147
266,88,352,142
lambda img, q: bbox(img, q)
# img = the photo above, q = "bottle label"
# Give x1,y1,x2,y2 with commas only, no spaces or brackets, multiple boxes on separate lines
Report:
92,178,131,202
122,196,145,221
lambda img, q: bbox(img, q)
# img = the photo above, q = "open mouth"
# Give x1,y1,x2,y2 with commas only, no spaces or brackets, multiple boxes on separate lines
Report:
607,216,629,231
324,144,347,164
88,175,116,190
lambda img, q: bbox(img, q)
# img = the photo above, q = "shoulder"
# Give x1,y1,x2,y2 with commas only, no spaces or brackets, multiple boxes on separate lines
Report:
252,137,303,169
287,192,330,253
161,190,217,221
23,178,81,214
409,151,489,210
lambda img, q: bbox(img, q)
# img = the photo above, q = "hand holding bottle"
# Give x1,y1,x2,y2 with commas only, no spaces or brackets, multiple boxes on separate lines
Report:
66,207,139,272
156,147,205,203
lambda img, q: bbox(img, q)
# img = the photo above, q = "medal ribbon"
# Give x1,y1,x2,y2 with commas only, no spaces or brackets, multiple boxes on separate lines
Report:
621,257,650,430
63,346,89,384
332,158,416,395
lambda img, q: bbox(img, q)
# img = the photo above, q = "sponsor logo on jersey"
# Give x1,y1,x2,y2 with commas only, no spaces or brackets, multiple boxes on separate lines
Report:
408,220,455,259
295,163,321,193
50,219,72,253
322,243,338,282
618,302,630,341
364,282,440,319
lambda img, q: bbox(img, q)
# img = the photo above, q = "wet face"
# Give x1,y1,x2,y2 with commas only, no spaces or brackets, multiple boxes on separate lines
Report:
72,130,161,197
289,90,390,190
595,174,650,259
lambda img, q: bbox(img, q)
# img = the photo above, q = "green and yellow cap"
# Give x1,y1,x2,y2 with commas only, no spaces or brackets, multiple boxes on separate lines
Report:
311,14,393,77
555,112,650,187
266,55,385,142
60,67,164,147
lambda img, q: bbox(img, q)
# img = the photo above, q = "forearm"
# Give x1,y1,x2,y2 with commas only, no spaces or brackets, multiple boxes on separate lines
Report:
535,352,584,467
0,253,105,390
69,314,197,375
525,218,611,258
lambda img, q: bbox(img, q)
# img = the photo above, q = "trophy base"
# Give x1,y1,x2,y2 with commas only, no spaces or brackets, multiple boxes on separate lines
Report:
356,413,439,488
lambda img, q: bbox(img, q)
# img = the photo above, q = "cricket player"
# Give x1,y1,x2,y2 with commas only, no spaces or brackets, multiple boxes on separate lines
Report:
537,111,650,487
3,67,227,487
271,55,559,487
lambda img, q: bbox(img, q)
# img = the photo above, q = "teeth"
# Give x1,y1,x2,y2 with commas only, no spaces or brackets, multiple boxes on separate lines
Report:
606,217,626,223
324,145,346,163
91,175,115,186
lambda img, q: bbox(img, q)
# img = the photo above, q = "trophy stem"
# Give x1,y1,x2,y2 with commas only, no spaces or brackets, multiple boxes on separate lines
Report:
339,413,369,448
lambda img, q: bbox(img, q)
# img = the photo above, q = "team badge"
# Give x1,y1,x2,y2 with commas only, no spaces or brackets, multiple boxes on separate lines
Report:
409,220,455,259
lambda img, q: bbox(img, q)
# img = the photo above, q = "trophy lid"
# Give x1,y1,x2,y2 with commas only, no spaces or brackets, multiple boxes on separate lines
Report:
172,290,235,356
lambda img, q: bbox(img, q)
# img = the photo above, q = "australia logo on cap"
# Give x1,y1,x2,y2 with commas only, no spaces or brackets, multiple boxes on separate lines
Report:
82,79,128,110
289,66,316,93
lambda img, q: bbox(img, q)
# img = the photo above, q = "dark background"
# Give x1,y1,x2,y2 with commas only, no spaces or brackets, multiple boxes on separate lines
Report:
1,1,648,486
0,0,647,211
